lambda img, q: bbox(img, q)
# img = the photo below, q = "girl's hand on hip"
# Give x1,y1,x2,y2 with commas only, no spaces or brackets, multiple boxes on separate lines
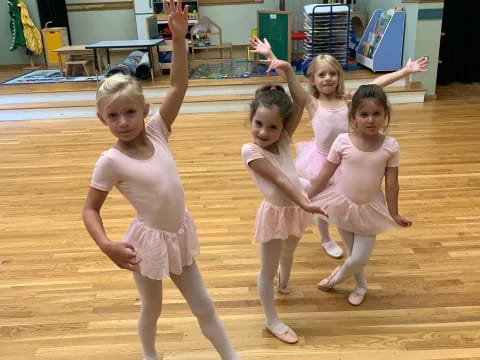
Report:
392,214,412,227
102,241,141,271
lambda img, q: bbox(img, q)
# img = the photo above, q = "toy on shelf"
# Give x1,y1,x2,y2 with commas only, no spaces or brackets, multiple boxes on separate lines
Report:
190,16,232,62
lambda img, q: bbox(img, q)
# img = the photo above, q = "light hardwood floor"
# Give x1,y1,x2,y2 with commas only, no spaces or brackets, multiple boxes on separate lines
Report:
1,77,480,359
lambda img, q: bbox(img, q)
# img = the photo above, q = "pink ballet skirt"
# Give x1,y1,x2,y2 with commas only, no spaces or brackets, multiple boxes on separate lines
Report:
123,210,200,280
294,140,327,180
311,188,400,236
254,200,314,243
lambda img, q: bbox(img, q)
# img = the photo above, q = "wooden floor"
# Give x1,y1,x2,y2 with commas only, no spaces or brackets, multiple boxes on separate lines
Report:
1,72,480,359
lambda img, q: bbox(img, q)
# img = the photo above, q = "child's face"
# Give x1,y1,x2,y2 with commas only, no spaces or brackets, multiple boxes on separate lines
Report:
312,62,339,96
352,99,386,136
97,94,149,143
250,105,284,150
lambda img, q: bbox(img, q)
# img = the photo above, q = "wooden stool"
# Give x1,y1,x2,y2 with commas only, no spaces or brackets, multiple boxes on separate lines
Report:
65,60,91,77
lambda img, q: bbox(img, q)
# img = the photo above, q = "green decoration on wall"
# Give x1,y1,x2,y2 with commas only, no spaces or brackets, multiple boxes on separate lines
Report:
8,0,26,51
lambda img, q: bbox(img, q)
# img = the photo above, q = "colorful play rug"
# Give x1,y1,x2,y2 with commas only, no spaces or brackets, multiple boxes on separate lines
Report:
188,61,271,80
1,70,101,85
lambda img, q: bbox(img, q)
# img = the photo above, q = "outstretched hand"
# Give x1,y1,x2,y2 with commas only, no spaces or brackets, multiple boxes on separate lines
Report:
260,58,291,76
164,0,188,37
304,204,329,217
102,241,141,271
405,56,429,74
249,36,273,58
299,193,328,217
392,214,412,227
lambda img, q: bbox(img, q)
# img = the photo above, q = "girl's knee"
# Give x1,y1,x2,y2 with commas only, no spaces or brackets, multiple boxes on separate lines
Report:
190,294,216,318
258,269,276,283
141,303,162,319
348,256,368,269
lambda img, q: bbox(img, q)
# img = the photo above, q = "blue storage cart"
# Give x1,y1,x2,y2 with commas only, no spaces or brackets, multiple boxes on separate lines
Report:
303,4,351,68
355,9,405,72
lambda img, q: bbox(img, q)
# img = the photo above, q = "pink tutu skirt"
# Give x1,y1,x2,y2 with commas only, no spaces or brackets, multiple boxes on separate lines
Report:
294,140,328,180
123,210,200,280
311,188,400,236
254,201,314,243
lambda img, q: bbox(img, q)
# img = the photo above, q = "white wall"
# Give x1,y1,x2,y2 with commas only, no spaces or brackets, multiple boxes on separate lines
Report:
67,10,137,45
66,0,137,44
359,0,402,16
403,2,443,95
199,0,277,45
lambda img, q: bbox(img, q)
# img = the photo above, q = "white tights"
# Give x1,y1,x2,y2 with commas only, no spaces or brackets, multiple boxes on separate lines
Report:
258,236,300,331
133,261,239,360
330,228,376,291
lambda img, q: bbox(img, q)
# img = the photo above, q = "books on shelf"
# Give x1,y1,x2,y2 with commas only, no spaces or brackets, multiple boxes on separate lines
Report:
360,9,395,58
355,8,405,71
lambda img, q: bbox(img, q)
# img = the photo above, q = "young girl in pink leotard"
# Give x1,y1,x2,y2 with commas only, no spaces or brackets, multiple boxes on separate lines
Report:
249,37,427,259
242,59,326,344
82,2,239,359
309,84,412,306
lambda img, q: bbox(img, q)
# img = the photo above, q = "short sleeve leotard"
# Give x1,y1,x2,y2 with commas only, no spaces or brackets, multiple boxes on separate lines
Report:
295,102,349,180
241,132,313,243
311,133,401,235
90,112,200,280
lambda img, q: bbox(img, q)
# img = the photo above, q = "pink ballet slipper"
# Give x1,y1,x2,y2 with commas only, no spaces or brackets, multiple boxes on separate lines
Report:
321,239,343,259
317,266,341,291
266,325,298,344
348,288,367,306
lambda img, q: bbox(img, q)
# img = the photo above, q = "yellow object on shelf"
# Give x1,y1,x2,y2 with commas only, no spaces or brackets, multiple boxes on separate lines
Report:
42,26,69,67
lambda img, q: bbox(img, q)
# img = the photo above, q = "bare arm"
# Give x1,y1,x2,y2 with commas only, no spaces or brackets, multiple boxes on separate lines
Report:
249,158,327,215
159,0,188,130
371,56,429,88
250,37,313,108
249,37,280,70
308,160,338,197
263,59,306,136
82,187,140,270
385,166,412,227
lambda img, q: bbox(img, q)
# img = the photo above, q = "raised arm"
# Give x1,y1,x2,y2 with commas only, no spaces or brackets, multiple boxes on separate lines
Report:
251,37,314,114
262,59,307,136
370,56,429,88
385,166,412,227
82,187,140,270
249,158,327,215
249,37,278,64
159,0,189,130
308,160,338,198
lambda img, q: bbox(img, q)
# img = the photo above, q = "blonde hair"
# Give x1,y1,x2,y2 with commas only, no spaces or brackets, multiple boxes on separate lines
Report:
306,54,345,99
96,74,145,110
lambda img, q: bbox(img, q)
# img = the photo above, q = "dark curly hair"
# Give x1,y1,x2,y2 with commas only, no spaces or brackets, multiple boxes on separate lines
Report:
249,83,293,126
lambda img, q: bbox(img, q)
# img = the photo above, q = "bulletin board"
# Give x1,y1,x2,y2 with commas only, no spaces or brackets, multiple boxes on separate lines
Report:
257,10,291,63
